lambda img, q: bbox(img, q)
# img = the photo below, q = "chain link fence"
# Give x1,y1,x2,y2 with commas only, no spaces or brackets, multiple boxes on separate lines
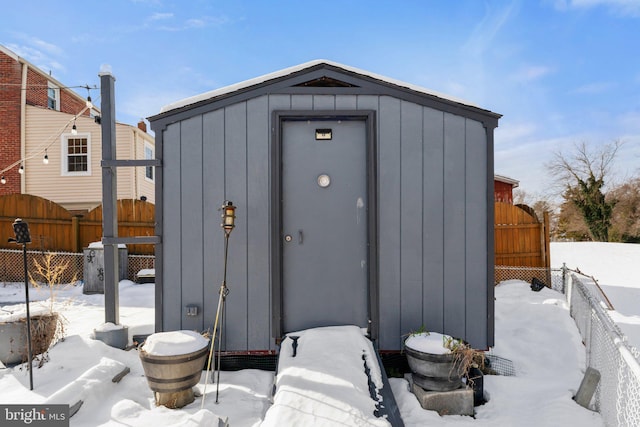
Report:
0,249,154,285
554,267,640,427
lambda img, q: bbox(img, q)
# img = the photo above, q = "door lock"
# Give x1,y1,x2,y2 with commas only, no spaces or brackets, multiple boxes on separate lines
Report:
284,235,292,242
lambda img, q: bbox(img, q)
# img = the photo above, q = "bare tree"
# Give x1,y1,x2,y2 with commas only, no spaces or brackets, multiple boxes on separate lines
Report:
547,140,622,241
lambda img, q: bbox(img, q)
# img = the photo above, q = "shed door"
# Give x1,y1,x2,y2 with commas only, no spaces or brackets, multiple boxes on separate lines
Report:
282,119,368,333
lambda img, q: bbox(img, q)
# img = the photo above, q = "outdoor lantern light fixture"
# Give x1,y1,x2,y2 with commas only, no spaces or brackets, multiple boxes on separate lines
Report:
221,200,236,234
12,218,32,244
203,200,237,407
9,218,33,390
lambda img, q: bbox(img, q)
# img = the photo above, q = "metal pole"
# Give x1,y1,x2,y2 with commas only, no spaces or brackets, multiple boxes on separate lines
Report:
215,233,230,403
23,243,33,390
99,70,120,325
201,201,235,408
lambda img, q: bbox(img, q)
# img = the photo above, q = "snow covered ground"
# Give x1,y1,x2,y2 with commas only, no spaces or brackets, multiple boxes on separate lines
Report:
0,242,627,426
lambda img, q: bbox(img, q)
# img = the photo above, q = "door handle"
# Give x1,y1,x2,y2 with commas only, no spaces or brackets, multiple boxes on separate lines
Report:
284,231,303,244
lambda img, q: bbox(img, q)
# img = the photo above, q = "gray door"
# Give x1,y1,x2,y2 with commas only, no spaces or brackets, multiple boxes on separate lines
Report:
282,119,368,333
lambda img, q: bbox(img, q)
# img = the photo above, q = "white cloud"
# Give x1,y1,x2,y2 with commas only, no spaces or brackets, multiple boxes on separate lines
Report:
510,65,553,82
148,15,230,32
555,0,640,16
495,121,538,144
571,81,616,94
5,36,66,75
618,111,640,131
463,0,520,57
149,12,173,21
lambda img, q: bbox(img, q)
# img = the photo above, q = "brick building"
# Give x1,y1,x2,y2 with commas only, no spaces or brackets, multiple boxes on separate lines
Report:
0,44,154,211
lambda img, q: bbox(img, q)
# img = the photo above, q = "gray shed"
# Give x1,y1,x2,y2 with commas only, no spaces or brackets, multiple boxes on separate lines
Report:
148,60,501,352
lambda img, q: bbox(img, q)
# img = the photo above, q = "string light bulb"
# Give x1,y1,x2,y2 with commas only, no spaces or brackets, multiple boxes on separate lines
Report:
1,176,5,185
71,121,78,135
86,95,93,109
43,150,49,164
18,164,24,174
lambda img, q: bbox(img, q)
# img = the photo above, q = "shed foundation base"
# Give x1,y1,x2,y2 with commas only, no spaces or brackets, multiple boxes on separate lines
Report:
411,382,474,416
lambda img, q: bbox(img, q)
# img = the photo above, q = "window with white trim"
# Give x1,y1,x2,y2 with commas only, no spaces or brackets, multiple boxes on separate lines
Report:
144,142,154,182
47,82,60,111
61,133,91,176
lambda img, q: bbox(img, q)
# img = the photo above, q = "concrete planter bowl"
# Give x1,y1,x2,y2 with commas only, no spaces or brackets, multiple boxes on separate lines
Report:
405,345,464,392
139,343,209,409
0,313,59,365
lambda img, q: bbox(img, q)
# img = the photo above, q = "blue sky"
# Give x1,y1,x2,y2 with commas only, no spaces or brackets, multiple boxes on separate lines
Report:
2,0,639,197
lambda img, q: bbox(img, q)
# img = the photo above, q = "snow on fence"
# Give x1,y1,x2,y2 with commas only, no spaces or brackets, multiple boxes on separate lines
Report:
0,249,154,284
555,267,640,427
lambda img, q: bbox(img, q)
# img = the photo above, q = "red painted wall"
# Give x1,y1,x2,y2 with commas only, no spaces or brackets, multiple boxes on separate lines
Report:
494,180,514,204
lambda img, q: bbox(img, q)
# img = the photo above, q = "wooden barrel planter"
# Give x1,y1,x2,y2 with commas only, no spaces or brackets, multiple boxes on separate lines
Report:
0,313,59,365
405,346,464,392
404,332,467,392
139,332,209,409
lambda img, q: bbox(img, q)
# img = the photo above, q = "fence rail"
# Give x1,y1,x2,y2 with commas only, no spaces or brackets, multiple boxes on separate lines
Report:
0,194,155,254
553,267,640,427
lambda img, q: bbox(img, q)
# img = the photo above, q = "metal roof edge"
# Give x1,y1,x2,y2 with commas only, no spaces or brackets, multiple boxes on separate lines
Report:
152,60,501,121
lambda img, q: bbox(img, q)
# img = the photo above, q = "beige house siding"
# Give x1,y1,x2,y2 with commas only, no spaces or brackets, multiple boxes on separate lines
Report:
133,127,156,203
24,106,155,210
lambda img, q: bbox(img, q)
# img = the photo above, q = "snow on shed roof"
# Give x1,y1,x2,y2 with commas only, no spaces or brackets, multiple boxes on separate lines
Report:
159,59,479,114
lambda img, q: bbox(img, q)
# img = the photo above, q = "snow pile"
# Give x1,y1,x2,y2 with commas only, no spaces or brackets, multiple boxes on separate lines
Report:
0,301,54,323
87,241,127,249
141,330,209,356
93,322,127,333
404,332,454,355
262,325,389,427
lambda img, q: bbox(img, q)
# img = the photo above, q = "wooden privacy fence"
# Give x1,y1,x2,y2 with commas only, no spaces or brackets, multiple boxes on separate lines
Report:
0,194,155,254
494,202,551,285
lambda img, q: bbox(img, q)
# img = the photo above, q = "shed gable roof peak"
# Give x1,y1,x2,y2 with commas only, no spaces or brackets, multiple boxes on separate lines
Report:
158,59,480,115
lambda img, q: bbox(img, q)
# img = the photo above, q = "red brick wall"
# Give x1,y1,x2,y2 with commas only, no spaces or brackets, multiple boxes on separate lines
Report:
25,68,88,115
0,50,90,195
0,51,22,195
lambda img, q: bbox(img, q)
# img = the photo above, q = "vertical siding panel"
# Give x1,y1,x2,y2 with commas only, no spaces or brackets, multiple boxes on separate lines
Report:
269,94,292,112
400,101,424,335
335,95,357,110
313,95,335,110
465,119,488,348
356,95,378,111
224,102,249,350
180,115,204,331
162,122,182,330
291,95,312,110
443,113,466,340
202,110,226,334
246,96,272,350
422,107,444,333
378,96,402,349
